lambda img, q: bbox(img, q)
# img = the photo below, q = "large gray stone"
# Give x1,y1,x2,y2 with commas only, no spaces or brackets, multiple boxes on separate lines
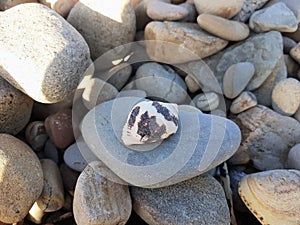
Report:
0,3,90,103
131,175,231,225
81,96,241,188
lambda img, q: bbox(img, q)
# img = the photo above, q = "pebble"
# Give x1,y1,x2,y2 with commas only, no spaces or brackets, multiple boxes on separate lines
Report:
290,42,300,65
0,134,43,223
135,62,187,104
284,54,299,77
131,174,231,225
233,0,270,22
197,14,250,41
64,143,88,172
294,107,300,122
283,36,297,54
265,0,300,22
285,25,300,43
146,0,188,21
230,91,257,114
135,0,152,31
39,0,78,17
178,1,197,22
25,121,48,152
287,144,300,170
59,163,80,196
271,78,300,116
43,139,59,164
231,105,300,170
73,162,132,225
44,109,74,149
144,21,228,64
0,3,90,103
239,169,300,225
249,3,298,33
81,97,241,188
67,0,136,60
192,92,219,112
223,62,255,99
0,77,33,135
0,0,37,10
193,0,244,18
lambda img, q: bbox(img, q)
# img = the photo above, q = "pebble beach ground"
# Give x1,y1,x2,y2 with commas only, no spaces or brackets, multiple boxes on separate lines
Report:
0,0,300,225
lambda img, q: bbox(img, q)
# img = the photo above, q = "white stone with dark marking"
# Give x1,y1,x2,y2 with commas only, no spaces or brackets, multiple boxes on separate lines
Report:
122,101,179,146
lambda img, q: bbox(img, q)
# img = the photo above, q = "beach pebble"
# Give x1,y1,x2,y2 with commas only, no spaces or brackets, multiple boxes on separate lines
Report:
0,77,33,135
290,42,300,65
73,162,132,225
146,0,188,21
43,139,59,164
265,0,300,22
197,14,250,41
233,0,270,22
64,143,88,172
271,78,300,116
0,3,90,103
194,0,244,18
44,109,74,149
135,0,152,31
294,107,300,122
0,134,43,223
230,91,257,114
192,92,219,112
223,62,255,99
283,36,297,54
231,105,300,170
144,21,228,64
0,0,37,10
287,144,300,170
25,121,48,152
249,3,298,33
67,0,136,60
39,0,78,17
131,174,231,225
178,1,197,22
59,163,80,196
284,54,299,77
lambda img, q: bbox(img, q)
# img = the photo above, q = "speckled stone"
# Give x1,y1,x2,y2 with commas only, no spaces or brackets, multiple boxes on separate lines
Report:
233,0,270,22
0,134,43,224
0,77,33,135
230,91,257,114
0,3,90,103
131,174,230,225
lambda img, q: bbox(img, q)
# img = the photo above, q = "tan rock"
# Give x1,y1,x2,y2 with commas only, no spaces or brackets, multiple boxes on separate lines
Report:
197,14,250,41
290,42,300,64
39,0,78,17
230,91,257,114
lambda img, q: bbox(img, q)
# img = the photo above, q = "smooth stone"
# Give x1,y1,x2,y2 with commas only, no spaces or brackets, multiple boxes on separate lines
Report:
283,36,297,54
135,0,152,31
287,143,300,169
284,54,299,77
223,62,255,99
239,169,300,225
44,109,74,149
146,0,188,21
64,142,88,172
39,0,78,17
60,163,80,196
233,0,270,22
193,0,244,18
294,107,300,122
178,1,197,22
43,139,59,164
25,121,48,152
265,0,300,22
290,42,300,64
67,0,136,60
249,3,298,32
82,78,119,110
252,55,287,107
0,134,43,223
81,97,241,188
197,14,250,41
116,90,147,99
132,174,230,225
0,3,90,103
285,25,300,43
73,162,132,225
0,0,37,10
271,78,300,116
144,21,228,64
204,31,283,91
231,105,300,170
135,62,187,104
0,77,33,135
192,92,219,111
230,91,257,114
185,74,201,93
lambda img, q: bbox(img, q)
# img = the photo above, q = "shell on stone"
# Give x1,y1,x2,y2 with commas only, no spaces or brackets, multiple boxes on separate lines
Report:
238,169,300,225
121,101,179,146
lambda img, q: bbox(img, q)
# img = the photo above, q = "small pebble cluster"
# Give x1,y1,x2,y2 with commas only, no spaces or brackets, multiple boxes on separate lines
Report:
0,0,300,225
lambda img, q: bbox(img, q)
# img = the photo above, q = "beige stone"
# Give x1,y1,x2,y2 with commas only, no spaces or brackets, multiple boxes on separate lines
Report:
230,91,257,114
39,0,78,17
290,42,300,64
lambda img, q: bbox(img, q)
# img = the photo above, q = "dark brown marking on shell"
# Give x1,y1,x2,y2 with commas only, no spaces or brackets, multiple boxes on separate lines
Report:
152,101,178,126
128,106,140,129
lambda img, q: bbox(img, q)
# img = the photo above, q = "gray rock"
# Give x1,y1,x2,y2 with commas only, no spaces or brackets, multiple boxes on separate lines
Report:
284,54,299,78
271,78,300,116
231,105,300,170
131,174,231,225
178,1,197,22
223,62,255,99
0,77,33,135
44,139,59,164
0,134,43,223
135,0,152,31
0,3,90,103
287,143,300,169
193,92,220,111
230,91,257,114
25,121,48,152
252,55,287,106
283,36,297,54
249,3,298,32
294,107,300,122
73,161,132,225
265,0,300,22
60,163,79,196
81,96,241,188
204,31,283,91
290,42,300,65
67,0,136,60
233,0,270,22
64,142,88,172
135,62,187,104
0,0,37,10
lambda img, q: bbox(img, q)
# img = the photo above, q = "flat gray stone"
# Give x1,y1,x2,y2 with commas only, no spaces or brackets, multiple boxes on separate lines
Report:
81,97,241,188
0,3,90,103
131,174,231,225
64,142,88,172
